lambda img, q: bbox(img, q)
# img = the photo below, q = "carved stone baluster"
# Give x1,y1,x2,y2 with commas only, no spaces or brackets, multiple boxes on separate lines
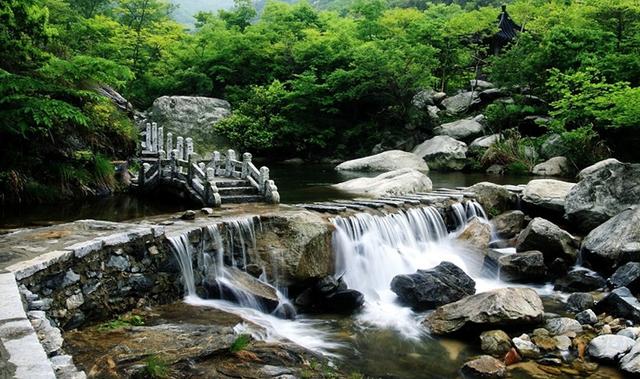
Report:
259,166,269,194
170,149,177,179
226,149,236,176
187,153,194,183
151,122,158,152
145,123,151,151
212,151,220,176
186,137,194,158
157,126,164,153
176,137,184,161
242,153,252,178
166,132,173,154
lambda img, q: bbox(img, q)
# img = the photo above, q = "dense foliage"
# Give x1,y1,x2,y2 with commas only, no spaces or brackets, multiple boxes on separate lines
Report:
2,0,640,203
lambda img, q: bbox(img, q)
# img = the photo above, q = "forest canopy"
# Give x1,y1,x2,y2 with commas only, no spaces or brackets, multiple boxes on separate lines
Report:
1,0,639,204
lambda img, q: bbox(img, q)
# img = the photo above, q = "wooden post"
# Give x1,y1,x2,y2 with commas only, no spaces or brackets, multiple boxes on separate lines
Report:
242,152,252,178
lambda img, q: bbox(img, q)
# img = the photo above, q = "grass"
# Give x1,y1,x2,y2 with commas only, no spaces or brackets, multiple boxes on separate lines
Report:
229,334,251,353
144,355,169,378
98,314,144,331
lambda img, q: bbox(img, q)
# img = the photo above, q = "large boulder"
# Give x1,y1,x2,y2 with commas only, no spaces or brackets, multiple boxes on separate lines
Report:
581,206,640,270
621,343,640,375
480,330,512,357
434,116,485,142
441,91,481,115
468,182,517,214
521,179,575,216
587,335,635,361
515,218,578,266
469,134,501,153
565,160,640,232
460,355,506,378
470,80,495,90
335,150,429,172
609,262,640,294
333,168,432,197
424,288,544,335
294,276,364,314
498,251,547,283
566,293,595,313
456,218,492,249
206,267,280,312
412,136,468,171
390,262,475,310
412,88,446,107
554,269,606,292
531,157,574,177
491,210,525,239
149,96,231,152
594,287,640,323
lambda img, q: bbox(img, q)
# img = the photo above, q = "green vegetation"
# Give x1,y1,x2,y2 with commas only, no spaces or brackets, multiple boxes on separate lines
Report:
229,334,251,353
143,355,169,378
2,0,639,204
98,314,145,330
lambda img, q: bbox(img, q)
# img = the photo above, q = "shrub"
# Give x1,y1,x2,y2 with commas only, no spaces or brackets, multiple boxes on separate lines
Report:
481,130,538,174
229,334,251,353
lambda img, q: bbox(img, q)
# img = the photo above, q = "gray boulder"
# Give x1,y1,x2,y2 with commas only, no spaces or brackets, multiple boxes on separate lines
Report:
207,267,280,312
468,182,517,214
498,251,547,283
469,134,501,153
425,287,544,335
412,136,467,171
456,218,492,249
491,210,525,239
544,317,583,336
412,88,446,107
333,168,432,197
621,343,640,374
479,88,508,102
565,160,640,232
522,179,575,216
554,269,606,292
335,150,429,172
594,287,640,323
149,96,231,152
575,309,597,325
434,116,485,142
566,293,595,313
470,80,495,90
460,355,506,378
390,261,475,310
582,206,640,269
480,330,512,356
515,218,578,266
531,157,574,177
587,334,635,361
609,262,640,294
441,91,481,115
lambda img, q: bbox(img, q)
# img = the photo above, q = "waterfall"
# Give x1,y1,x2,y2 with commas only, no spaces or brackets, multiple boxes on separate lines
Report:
331,202,495,337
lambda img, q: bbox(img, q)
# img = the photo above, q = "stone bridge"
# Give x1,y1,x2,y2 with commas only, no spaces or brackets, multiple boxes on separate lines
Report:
131,122,280,207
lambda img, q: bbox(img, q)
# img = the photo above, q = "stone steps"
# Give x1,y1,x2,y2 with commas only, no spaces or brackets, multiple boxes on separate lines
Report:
220,195,264,204
218,186,259,196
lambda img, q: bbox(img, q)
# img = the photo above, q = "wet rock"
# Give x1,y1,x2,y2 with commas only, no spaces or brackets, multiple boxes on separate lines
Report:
521,179,576,217
504,348,521,365
582,206,640,270
566,293,594,313
531,157,574,177
107,255,130,271
480,330,512,356
532,335,557,351
425,288,544,335
594,287,640,323
460,355,506,378
335,150,429,172
391,262,475,310
206,267,280,313
294,276,363,314
486,165,504,175
545,317,582,336
412,135,467,171
554,269,606,292
180,210,196,220
512,336,540,358
515,218,577,266
609,262,640,294
565,159,640,232
587,334,635,361
491,211,525,239
555,335,572,351
456,218,492,249
617,327,640,340
441,92,481,115
621,342,640,374
434,116,485,143
468,182,517,214
498,251,547,283
333,168,432,197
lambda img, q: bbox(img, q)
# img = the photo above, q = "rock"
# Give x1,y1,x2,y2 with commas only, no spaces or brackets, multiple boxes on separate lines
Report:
554,269,606,292
576,309,598,325
325,289,364,314
532,334,557,351
201,207,214,215
515,218,577,266
333,168,432,197
540,134,568,159
609,262,640,294
479,88,508,102
469,134,501,153
565,160,640,232
521,179,576,216
294,276,363,314
555,335,572,350
149,96,231,151
335,150,429,172
441,91,481,115
390,262,475,310
531,157,574,177
460,355,506,378
470,80,495,90
504,348,521,365
621,342,640,374
425,288,544,335
434,117,485,142
480,330,512,356
587,334,635,361
65,293,84,310
412,88,446,107
180,210,196,220
512,336,540,358
577,158,621,180
486,165,504,175
468,182,517,214
61,269,80,288
412,136,467,171
106,255,130,271
498,251,547,283
594,287,640,323
206,267,280,313
582,206,640,269
566,293,595,312
491,211,525,239
617,327,640,340
456,218,492,249
544,317,583,336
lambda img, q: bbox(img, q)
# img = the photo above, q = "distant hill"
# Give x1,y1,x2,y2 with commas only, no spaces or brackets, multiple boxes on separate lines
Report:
170,0,235,26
